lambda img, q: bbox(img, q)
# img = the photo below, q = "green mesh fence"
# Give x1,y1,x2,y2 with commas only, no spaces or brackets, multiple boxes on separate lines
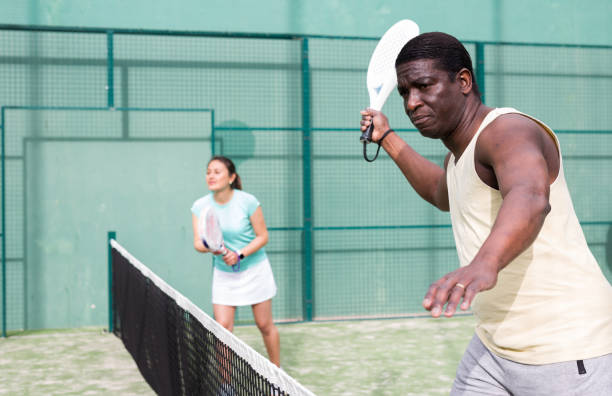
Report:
1,26,611,335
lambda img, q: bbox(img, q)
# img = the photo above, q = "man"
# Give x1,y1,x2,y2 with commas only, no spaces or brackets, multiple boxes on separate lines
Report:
360,32,612,395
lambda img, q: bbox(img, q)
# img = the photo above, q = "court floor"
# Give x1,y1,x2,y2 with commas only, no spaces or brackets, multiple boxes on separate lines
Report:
0,315,475,395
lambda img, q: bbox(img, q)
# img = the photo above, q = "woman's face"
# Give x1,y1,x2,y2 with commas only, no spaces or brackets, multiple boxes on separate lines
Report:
206,160,234,192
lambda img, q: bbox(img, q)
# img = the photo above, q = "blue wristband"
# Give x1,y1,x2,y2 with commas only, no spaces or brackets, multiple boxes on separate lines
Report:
232,251,241,272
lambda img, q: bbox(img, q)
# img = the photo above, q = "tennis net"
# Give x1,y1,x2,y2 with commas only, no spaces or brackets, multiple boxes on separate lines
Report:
110,239,316,396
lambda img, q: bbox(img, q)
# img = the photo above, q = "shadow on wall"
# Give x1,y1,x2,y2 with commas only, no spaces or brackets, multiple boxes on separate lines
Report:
215,119,255,169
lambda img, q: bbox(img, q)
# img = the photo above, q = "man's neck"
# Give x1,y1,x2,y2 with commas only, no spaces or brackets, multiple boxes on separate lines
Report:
443,100,492,160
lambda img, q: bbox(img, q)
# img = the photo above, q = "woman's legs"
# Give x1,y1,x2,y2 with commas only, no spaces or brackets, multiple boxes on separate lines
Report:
252,299,280,367
213,304,236,332
212,304,237,385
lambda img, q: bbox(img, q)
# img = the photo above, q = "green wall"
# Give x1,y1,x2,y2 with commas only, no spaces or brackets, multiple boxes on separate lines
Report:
1,2,611,332
1,0,611,45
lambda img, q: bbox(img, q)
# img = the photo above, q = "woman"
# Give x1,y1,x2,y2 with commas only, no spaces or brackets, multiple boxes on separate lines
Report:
191,155,280,367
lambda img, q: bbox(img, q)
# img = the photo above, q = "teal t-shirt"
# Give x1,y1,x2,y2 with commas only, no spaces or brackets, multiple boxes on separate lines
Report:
191,190,267,272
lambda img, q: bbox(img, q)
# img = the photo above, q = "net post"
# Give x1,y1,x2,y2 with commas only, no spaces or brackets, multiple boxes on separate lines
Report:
107,231,116,333
475,42,486,103
1,107,5,338
211,109,216,155
301,38,314,321
106,31,114,108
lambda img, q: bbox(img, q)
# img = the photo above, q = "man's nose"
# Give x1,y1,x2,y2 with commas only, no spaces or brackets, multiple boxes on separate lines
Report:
406,90,422,112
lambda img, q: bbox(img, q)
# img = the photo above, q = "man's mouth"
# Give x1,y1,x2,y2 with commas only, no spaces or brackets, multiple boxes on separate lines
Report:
411,114,430,126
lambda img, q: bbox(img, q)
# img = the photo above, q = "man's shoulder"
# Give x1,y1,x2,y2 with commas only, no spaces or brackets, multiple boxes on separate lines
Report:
476,108,558,169
481,109,546,141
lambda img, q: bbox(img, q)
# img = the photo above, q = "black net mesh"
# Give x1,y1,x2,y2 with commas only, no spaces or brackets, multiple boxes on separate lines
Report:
111,239,315,396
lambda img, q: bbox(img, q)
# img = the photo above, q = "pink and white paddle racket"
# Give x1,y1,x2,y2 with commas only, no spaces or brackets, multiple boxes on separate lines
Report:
198,207,240,272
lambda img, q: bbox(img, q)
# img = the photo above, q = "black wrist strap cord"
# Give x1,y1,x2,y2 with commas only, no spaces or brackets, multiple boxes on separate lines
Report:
363,129,394,162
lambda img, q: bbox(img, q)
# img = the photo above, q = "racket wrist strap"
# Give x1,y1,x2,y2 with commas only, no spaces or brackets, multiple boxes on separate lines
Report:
363,129,394,162
377,128,394,144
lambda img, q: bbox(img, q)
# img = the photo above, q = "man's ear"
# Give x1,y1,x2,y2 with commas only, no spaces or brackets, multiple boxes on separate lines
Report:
457,68,473,94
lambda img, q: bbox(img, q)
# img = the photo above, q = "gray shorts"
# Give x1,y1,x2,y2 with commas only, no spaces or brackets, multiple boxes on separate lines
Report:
451,334,612,396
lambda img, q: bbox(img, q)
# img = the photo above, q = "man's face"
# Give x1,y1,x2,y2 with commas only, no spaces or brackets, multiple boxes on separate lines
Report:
396,59,465,140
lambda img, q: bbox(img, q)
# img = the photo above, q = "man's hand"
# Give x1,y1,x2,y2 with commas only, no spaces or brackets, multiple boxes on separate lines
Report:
422,261,499,317
360,108,391,143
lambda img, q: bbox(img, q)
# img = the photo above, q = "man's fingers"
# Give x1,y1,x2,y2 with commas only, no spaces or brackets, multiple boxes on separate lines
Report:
423,281,449,317
424,277,474,318
423,265,490,317
430,280,457,317
444,284,466,317
422,280,443,309
422,295,433,309
360,114,372,132
461,286,477,310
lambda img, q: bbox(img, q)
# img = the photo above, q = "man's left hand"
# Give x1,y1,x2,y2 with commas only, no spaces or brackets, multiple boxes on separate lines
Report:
422,262,499,317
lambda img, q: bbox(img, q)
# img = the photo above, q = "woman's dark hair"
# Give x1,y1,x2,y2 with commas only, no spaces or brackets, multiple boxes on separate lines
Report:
209,155,242,190
395,32,481,98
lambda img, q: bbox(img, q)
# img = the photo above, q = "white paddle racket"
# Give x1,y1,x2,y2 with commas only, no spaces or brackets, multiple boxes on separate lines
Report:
361,19,420,161
198,207,240,272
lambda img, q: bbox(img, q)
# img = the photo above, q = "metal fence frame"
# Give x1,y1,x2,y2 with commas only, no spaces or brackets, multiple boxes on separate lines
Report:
2,24,612,336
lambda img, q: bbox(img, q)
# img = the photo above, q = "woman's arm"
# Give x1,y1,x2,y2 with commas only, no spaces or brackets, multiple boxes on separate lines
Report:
222,205,269,266
192,213,213,253
243,205,269,256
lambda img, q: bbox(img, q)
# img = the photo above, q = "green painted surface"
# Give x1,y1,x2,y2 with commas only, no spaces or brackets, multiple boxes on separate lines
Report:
0,22,611,332
1,1,611,45
26,138,213,329
4,109,220,330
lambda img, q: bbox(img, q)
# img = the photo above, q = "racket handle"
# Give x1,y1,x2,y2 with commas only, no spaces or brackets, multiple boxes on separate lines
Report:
359,123,374,143
232,251,241,272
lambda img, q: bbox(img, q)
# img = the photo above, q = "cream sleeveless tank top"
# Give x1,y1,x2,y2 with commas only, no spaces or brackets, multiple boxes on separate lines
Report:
446,107,612,364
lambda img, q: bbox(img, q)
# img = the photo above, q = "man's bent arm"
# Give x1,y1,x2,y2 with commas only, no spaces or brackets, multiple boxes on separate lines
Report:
423,119,554,317
382,132,450,211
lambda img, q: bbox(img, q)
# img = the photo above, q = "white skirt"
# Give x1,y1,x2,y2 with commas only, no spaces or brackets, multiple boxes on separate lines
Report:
212,258,277,306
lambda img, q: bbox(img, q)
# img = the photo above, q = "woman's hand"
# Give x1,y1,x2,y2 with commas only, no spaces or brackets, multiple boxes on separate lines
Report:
222,250,240,267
